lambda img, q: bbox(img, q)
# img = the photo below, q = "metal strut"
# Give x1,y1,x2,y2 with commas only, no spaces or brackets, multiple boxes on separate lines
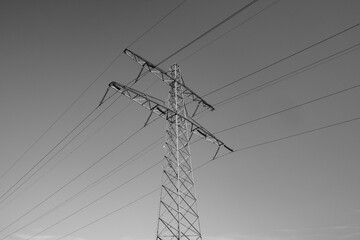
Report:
108,81,233,154
124,48,215,112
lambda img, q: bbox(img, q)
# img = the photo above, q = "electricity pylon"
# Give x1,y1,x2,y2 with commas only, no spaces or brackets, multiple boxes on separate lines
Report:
103,49,232,240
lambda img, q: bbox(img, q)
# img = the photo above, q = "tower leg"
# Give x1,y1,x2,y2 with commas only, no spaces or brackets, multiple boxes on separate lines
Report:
155,64,202,240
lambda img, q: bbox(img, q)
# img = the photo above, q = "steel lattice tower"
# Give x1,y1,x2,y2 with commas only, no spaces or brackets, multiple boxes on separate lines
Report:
156,64,201,240
103,49,232,240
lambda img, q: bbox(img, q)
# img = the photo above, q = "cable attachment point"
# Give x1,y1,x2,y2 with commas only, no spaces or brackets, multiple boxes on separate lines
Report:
135,66,145,83
99,86,110,106
212,146,221,160
144,111,153,127
192,102,201,117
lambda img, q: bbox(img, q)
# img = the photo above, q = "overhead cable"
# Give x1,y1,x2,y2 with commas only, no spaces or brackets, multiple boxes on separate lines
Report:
0,1,260,231
22,158,163,240
16,81,360,240
214,41,360,107
209,116,360,163
0,0,187,187
214,83,360,134
202,21,360,98
0,78,159,211
0,123,151,235
8,55,360,240
0,92,121,208
0,136,163,240
22,38,360,240
178,0,281,63
158,0,259,65
121,0,260,85
47,115,360,240
0,104,102,206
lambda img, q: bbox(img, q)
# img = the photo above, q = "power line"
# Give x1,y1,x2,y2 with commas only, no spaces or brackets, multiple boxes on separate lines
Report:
119,0,261,86
0,0,187,188
187,81,360,149
25,45,360,240
86,38,360,221
38,0,261,192
214,41,360,108
0,101,130,211
190,40,360,121
55,188,160,240
29,41,360,237
134,24,360,127
9,0,360,233
201,21,360,98
7,77,357,239
6,64,360,240
0,78,159,211
0,73,162,235
1,1,356,202
126,0,188,49
14,81,360,240
2,1,358,238
0,122,151,235
157,0,260,65
0,136,163,240
0,92,122,208
93,0,262,111
0,2,261,232
0,104,102,206
178,0,281,63
22,158,163,240
0,9,184,208
212,116,360,162
46,88,360,240
215,83,360,134
46,115,360,240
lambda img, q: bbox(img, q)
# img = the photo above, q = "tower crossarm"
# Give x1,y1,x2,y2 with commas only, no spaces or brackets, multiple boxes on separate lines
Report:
109,81,233,154
124,48,215,112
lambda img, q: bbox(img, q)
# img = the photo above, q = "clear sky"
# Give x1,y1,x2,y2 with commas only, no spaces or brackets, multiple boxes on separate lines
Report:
1,1,360,240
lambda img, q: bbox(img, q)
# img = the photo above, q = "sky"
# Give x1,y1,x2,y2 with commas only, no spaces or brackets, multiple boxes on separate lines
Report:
0,0,360,240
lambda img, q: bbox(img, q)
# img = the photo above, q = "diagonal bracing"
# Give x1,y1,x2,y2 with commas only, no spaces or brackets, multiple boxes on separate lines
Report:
103,50,232,240
109,81,233,156
124,48,215,113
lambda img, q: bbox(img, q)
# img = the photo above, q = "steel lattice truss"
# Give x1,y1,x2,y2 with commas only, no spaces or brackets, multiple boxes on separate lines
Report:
109,81,232,155
124,48,215,112
104,49,232,240
156,64,201,240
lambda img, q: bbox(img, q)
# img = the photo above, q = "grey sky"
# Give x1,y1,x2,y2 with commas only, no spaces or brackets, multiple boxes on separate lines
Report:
1,1,360,240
